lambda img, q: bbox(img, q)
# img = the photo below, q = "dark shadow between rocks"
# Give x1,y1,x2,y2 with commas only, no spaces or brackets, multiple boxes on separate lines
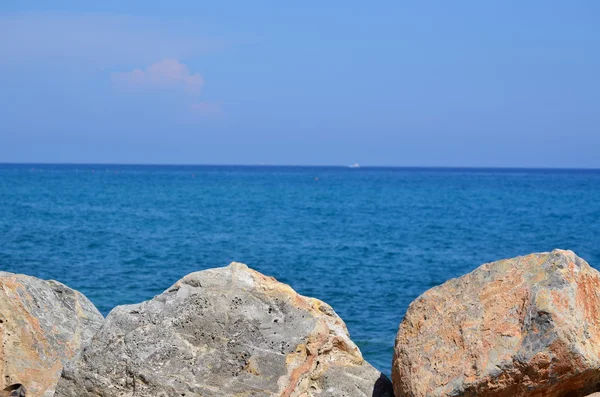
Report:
1,384,26,397
372,373,395,397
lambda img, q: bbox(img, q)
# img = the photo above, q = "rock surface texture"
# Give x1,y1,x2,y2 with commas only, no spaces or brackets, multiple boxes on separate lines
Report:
55,262,393,397
0,272,104,397
393,249,600,397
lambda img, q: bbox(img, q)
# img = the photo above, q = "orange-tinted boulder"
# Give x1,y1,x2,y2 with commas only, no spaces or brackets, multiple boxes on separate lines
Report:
393,250,600,397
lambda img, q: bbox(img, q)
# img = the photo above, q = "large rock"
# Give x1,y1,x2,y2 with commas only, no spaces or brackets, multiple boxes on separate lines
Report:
393,249,600,397
55,262,393,397
0,272,104,397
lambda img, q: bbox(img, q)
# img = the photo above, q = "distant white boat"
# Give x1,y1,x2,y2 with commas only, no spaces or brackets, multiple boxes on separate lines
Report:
348,163,361,168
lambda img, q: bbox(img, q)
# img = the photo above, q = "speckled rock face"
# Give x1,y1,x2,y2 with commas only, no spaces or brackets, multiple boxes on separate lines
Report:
55,262,393,397
0,272,104,397
393,250,600,397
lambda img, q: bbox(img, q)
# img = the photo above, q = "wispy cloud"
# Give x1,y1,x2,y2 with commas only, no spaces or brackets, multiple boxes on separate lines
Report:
0,12,227,118
0,12,227,67
112,60,222,117
111,59,204,93
191,101,224,117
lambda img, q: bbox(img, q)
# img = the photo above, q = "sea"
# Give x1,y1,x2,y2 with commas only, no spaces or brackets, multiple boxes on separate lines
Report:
1,164,600,376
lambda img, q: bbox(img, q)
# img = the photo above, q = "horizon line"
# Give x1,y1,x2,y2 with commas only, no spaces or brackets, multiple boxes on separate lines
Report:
1,162,600,171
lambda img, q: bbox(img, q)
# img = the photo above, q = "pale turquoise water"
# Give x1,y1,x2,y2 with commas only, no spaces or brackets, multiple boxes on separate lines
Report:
1,164,600,375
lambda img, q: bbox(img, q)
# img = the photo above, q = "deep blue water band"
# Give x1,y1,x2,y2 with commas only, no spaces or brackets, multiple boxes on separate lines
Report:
1,164,599,375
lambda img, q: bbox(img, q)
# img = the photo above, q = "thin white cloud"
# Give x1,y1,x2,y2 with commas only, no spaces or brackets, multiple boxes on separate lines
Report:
111,59,204,93
191,101,224,117
0,12,228,118
0,12,227,67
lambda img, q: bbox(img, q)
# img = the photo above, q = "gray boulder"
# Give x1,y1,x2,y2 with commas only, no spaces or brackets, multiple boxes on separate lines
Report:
55,262,393,396
0,272,103,397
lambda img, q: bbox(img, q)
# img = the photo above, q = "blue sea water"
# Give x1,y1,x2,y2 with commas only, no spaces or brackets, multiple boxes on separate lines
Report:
1,164,600,375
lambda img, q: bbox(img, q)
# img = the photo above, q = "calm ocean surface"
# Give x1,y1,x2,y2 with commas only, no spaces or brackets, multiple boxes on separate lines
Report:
1,164,600,375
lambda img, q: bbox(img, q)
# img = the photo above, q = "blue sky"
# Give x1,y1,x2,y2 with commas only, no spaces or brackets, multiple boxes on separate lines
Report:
2,1,599,167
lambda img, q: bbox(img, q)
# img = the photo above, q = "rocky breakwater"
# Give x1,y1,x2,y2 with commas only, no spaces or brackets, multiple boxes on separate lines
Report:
0,272,103,397
393,249,600,397
55,262,393,397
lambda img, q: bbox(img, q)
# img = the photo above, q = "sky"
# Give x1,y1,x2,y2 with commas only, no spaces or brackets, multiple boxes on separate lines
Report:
1,1,599,167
